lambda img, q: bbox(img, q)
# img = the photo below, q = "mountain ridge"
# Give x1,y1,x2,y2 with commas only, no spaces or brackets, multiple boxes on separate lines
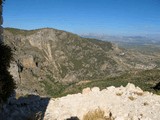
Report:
4,27,160,97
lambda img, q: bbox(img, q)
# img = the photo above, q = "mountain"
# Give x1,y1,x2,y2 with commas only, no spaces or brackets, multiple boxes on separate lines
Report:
81,34,160,47
4,28,160,97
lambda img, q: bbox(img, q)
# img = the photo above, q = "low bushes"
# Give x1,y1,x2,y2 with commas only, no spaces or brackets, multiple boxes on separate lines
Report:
83,108,113,120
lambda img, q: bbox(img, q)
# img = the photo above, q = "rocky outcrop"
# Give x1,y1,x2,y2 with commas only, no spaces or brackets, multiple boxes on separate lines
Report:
0,83,160,120
8,62,20,84
19,55,36,69
44,83,160,120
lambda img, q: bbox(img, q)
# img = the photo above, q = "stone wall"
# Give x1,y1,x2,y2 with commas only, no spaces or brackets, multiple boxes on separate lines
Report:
0,0,3,42
0,0,2,110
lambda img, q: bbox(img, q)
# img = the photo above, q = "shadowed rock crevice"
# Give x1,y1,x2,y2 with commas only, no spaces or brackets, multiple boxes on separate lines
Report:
0,40,16,106
152,82,160,90
0,95,50,120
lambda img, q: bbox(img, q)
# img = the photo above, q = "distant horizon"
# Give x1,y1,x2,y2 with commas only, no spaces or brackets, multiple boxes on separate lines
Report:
4,26,160,36
4,27,160,40
3,0,160,36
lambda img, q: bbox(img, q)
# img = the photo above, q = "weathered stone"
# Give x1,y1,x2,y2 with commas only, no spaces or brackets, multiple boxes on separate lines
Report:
0,15,2,25
82,87,91,94
126,83,136,91
20,55,36,68
135,86,143,93
43,84,160,120
91,87,100,93
0,4,3,43
106,86,116,91
114,116,125,120
9,62,20,83
1,84,160,120
62,73,78,83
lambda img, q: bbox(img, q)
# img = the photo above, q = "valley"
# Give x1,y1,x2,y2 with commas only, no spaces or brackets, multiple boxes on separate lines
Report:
4,28,160,97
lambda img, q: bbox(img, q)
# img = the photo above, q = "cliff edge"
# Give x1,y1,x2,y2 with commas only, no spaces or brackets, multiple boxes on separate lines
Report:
44,83,160,120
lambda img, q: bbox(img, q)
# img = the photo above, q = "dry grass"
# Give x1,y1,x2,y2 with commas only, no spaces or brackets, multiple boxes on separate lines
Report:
128,96,136,101
143,102,149,106
116,92,123,96
76,80,91,85
83,108,113,120
134,92,143,96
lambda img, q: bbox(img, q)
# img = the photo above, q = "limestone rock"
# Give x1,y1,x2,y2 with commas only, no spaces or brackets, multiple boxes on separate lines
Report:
126,83,136,91
1,84,160,120
9,62,20,83
20,55,36,68
114,116,125,120
82,87,91,94
91,87,100,93
106,86,116,91
43,84,160,120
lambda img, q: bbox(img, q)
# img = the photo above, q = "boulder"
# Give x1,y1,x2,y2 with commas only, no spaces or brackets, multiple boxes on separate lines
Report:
82,87,91,94
91,87,100,93
126,83,136,92
20,55,36,68
9,62,20,83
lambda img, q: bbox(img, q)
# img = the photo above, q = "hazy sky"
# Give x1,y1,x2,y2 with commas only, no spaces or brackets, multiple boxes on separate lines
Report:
3,0,160,35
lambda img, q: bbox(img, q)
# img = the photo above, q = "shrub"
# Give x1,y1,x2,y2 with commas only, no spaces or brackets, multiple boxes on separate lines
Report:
128,96,136,101
66,116,80,120
83,108,113,120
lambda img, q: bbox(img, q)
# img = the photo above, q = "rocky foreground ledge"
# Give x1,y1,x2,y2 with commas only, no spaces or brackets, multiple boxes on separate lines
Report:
44,83,160,120
0,83,160,120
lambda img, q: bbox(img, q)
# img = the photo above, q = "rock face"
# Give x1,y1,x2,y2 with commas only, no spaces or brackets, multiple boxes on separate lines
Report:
20,55,36,68
0,83,160,120
2,28,120,96
44,83,160,120
0,95,50,120
8,62,20,84
0,1,2,42
0,0,3,109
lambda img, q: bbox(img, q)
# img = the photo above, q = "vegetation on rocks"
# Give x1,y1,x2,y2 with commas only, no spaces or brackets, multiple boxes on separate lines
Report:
5,28,37,36
83,108,113,120
56,69,160,97
3,27,160,97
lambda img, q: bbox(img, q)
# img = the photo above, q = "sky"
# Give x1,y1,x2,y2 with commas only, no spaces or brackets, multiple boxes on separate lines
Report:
3,0,160,36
